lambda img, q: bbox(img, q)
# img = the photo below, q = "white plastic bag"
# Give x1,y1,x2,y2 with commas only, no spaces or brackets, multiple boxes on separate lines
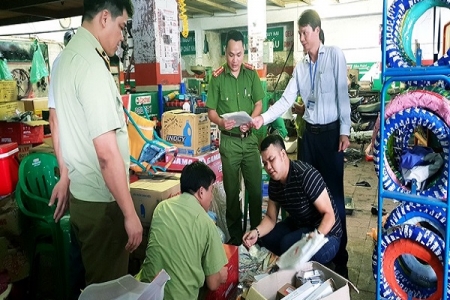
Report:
78,269,170,300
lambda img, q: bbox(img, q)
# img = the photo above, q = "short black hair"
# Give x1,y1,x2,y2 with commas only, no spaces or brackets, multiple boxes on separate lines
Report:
319,28,325,44
180,161,216,194
83,0,133,22
298,9,321,31
260,134,286,152
225,30,244,48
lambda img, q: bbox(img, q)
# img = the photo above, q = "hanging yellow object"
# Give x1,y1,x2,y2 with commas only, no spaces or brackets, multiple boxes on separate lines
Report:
178,0,189,38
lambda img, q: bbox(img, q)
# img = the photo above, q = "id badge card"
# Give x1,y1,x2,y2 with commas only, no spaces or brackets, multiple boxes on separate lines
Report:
306,95,316,110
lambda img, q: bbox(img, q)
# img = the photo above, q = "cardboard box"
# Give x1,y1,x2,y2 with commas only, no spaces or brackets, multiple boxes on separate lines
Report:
246,262,358,300
162,110,211,156
130,173,181,226
162,149,222,182
17,144,32,161
0,81,18,103
28,137,54,156
276,283,296,300
201,244,239,300
0,120,47,144
21,97,49,118
0,101,25,121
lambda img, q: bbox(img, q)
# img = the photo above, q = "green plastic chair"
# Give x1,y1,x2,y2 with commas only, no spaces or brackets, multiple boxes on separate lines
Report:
15,153,71,299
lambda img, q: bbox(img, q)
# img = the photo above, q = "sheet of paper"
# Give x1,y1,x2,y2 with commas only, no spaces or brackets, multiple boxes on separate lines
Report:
277,230,328,271
221,111,252,127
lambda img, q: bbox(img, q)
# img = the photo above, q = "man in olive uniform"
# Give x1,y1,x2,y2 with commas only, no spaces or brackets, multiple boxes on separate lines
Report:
206,30,265,245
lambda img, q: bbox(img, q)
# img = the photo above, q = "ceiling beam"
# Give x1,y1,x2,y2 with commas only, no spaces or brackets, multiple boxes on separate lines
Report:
268,0,285,7
194,0,236,13
0,15,50,26
185,5,214,16
12,6,83,19
230,0,247,6
2,0,64,11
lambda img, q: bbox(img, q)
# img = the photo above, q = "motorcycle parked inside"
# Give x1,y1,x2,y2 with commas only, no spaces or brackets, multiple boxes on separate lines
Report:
349,91,381,154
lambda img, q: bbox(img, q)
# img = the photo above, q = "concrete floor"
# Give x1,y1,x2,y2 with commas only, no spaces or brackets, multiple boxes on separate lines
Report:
343,152,397,299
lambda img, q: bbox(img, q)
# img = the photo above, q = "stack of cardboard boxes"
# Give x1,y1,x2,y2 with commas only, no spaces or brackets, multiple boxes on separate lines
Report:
0,93,49,162
159,109,223,181
0,80,20,120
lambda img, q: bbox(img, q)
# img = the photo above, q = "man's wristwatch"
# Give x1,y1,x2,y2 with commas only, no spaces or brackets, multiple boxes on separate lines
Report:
255,227,261,239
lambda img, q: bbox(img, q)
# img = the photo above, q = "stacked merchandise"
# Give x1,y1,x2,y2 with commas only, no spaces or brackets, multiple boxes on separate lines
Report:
375,0,450,298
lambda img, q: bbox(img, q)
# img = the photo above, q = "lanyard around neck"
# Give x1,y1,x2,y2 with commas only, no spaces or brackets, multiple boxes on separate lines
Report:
309,56,318,94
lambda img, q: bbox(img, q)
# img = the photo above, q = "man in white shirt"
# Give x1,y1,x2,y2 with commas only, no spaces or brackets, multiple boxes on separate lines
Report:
252,9,351,279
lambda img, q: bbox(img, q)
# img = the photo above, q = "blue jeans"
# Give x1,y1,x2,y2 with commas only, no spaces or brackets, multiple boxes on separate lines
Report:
259,217,341,264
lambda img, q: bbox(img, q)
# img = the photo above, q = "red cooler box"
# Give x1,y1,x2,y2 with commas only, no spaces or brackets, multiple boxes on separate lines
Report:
0,143,19,196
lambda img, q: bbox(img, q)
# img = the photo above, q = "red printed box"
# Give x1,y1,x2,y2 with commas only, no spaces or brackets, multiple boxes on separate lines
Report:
202,244,239,300
0,121,46,144
161,149,222,182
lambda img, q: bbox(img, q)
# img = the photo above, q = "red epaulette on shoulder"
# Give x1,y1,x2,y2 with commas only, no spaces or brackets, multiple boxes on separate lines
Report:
243,62,255,70
212,66,225,77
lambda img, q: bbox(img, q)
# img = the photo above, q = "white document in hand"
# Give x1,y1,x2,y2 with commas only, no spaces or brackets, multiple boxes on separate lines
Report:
221,111,252,127
277,230,328,271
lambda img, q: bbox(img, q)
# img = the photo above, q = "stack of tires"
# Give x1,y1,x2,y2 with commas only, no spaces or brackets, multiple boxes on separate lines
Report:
373,203,448,299
374,0,450,298
373,86,450,200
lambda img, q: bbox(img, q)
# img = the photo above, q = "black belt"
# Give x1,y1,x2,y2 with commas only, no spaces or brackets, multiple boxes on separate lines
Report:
221,130,252,138
305,120,339,134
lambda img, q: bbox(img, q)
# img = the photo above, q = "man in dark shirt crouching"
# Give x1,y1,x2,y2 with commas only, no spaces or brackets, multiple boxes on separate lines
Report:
243,135,342,265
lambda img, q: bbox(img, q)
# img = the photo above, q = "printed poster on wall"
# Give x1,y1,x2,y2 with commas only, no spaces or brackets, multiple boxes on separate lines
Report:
155,0,179,74
247,0,266,69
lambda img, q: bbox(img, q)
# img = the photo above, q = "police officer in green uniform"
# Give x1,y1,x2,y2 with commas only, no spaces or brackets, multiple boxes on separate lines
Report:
206,30,265,245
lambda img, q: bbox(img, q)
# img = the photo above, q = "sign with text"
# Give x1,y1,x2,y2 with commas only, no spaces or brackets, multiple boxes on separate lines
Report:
347,62,380,80
180,31,195,56
221,27,285,55
266,27,284,51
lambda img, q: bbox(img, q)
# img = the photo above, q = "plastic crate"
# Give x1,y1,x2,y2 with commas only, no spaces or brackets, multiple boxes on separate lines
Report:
0,121,44,144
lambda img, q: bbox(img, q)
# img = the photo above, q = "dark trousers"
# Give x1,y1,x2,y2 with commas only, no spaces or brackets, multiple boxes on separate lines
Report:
297,137,303,161
70,198,129,285
219,134,262,245
299,123,348,268
69,227,85,299
259,217,340,264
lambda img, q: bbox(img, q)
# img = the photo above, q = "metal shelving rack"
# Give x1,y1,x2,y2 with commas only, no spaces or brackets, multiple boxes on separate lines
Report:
376,1,450,299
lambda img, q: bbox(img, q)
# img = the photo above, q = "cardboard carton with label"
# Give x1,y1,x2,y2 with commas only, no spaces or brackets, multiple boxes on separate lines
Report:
162,110,211,156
